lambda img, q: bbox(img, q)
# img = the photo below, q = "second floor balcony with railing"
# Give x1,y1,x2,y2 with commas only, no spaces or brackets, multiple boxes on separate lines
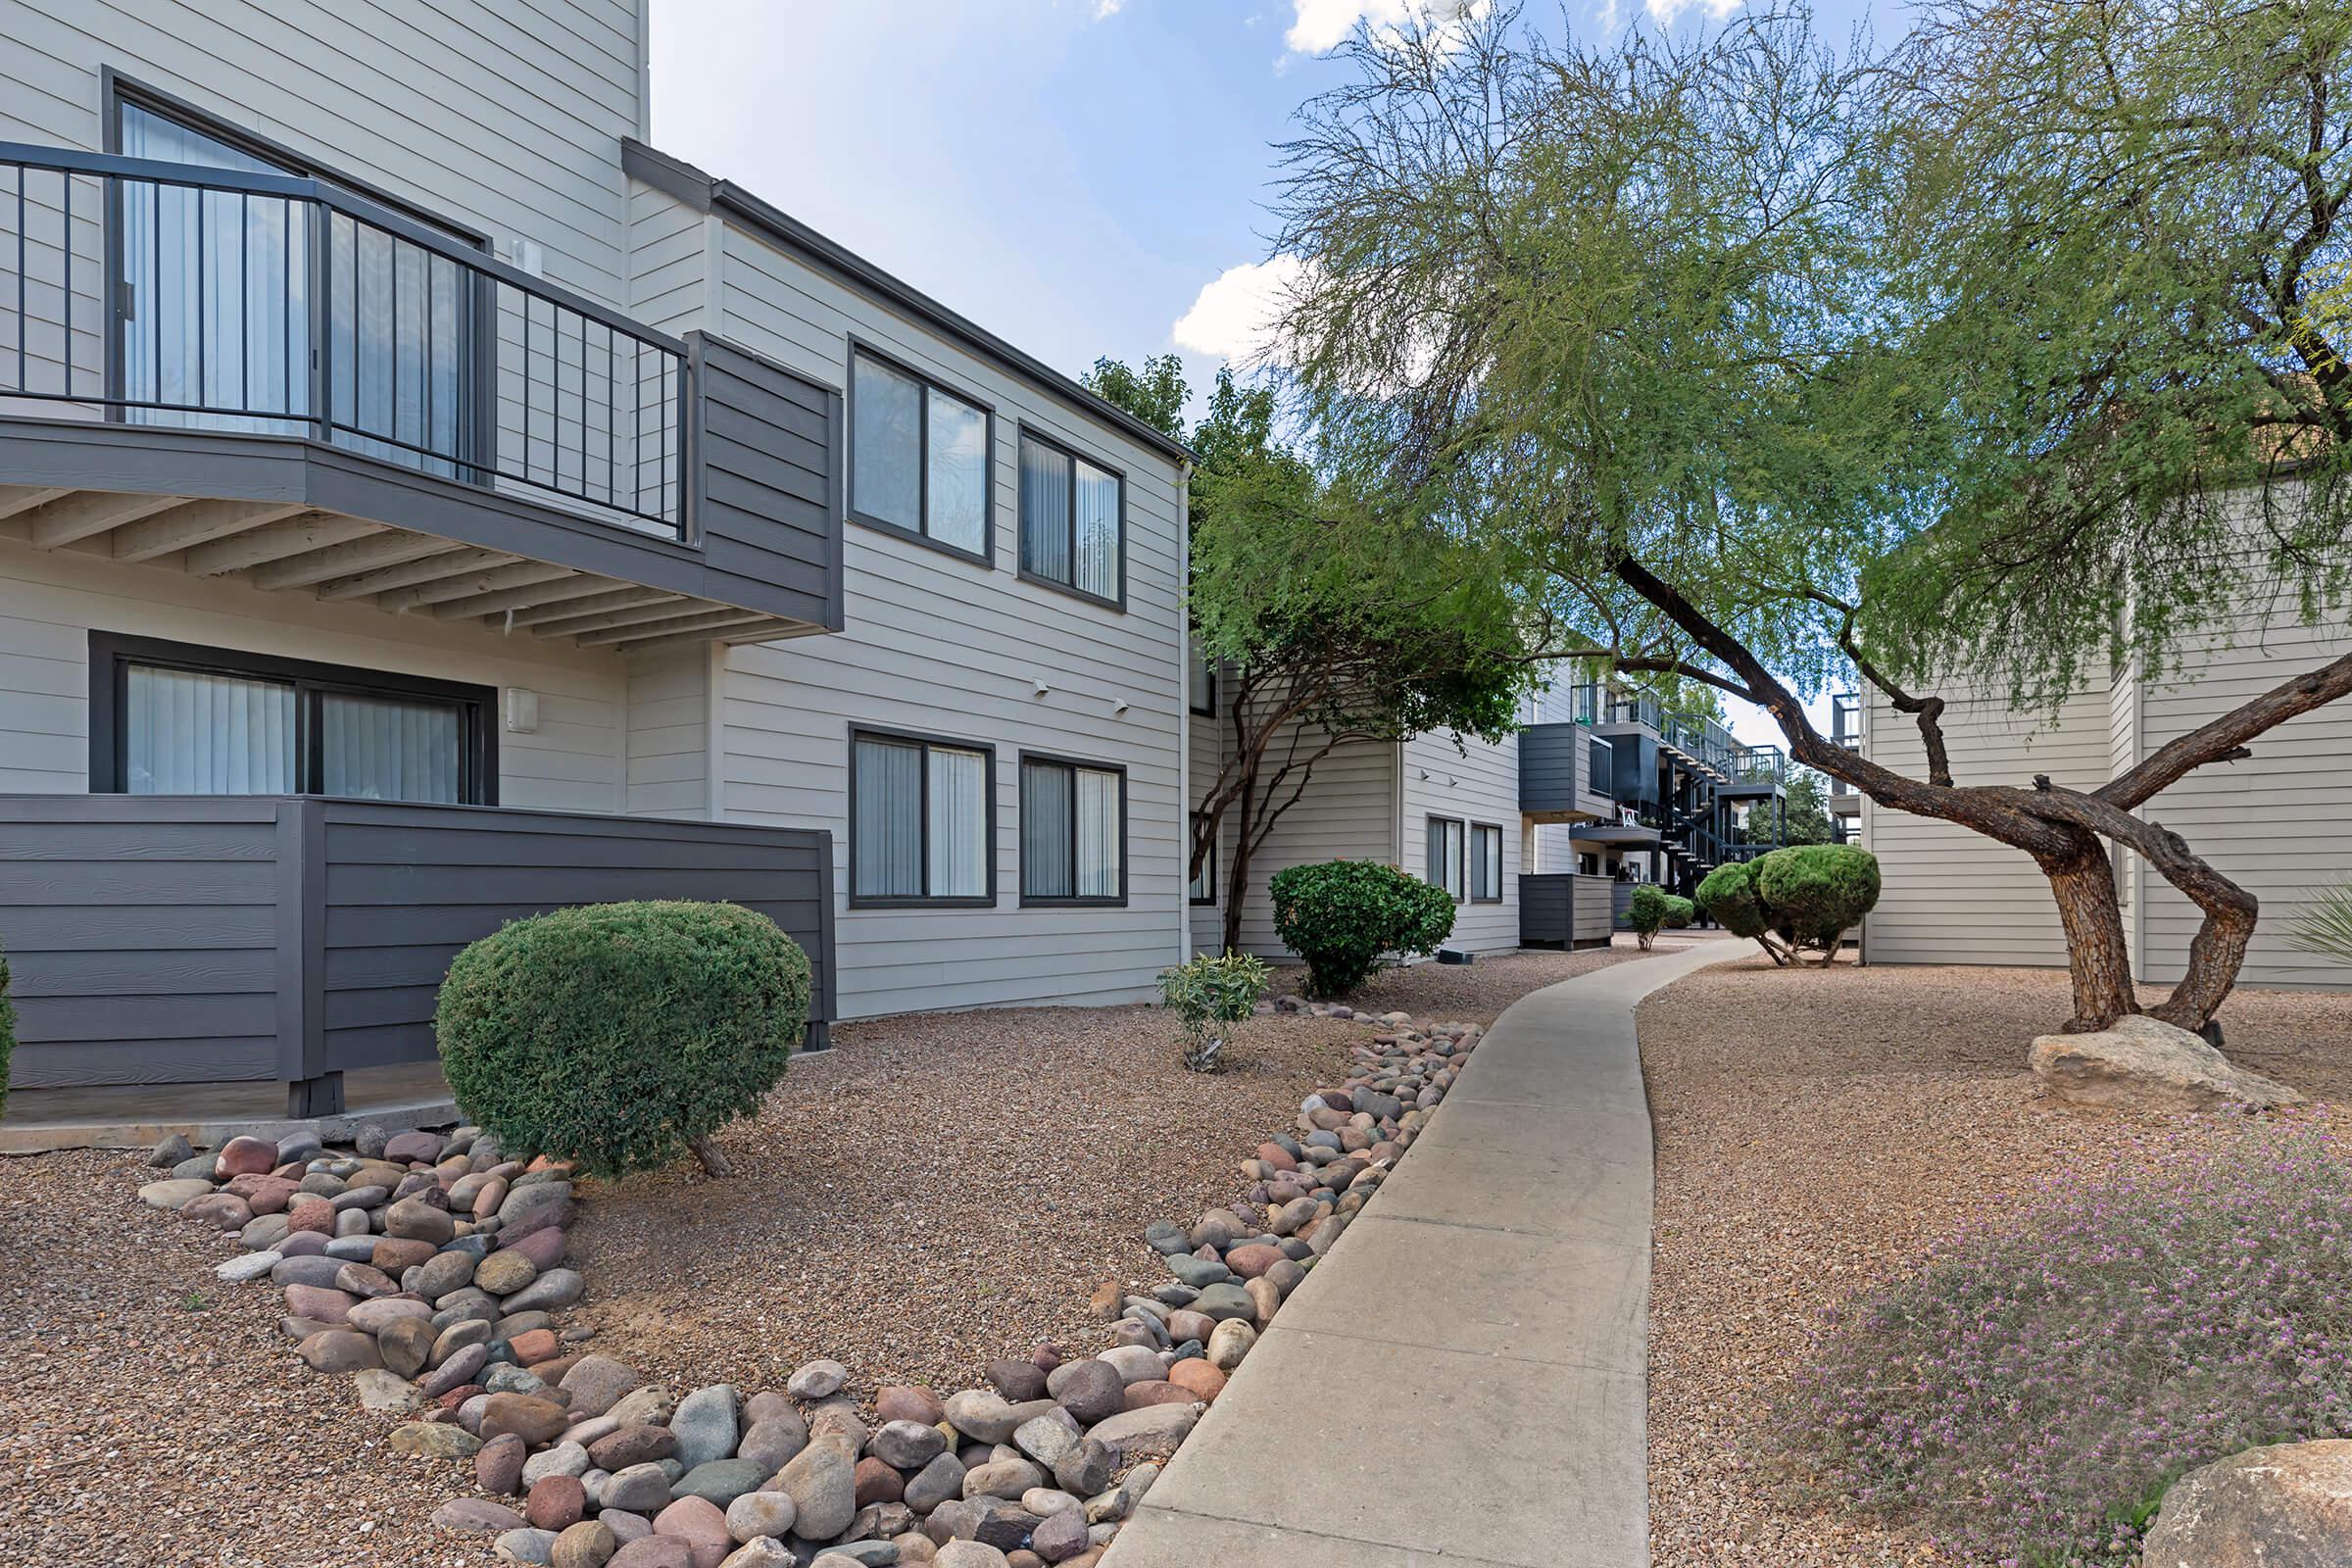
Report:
2,141,686,538
0,140,843,649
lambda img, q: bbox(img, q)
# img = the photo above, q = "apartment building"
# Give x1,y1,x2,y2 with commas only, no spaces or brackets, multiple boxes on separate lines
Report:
1851,611,2352,988
0,0,1191,1110
1187,670,1788,961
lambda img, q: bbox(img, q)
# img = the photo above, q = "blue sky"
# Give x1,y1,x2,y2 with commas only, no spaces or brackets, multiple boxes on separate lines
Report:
647,0,1904,743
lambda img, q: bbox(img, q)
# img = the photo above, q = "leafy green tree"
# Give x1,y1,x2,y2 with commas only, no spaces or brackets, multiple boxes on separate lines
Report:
1268,0,2352,1032
1087,356,1531,953
1746,768,1835,848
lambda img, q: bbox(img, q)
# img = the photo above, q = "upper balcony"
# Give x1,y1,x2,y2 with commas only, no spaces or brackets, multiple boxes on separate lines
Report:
1718,744,1787,798
1519,722,1621,822
1566,682,1737,781
1828,692,1862,818
0,143,841,651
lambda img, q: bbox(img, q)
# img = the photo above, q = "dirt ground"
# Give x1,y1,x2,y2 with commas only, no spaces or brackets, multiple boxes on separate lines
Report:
0,944,1651,1567
1636,955,2352,1567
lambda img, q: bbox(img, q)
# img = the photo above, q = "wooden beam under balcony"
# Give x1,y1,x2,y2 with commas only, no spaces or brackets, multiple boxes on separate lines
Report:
375,560,573,613
528,593,709,639
429,573,632,621
111,499,314,564
577,608,772,648
246,532,464,592
615,616,800,656
507,586,680,628
22,490,183,549
0,485,71,521
312,547,521,602
186,514,383,575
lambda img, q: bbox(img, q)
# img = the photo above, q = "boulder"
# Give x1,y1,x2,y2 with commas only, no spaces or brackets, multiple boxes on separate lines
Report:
774,1435,858,1541
2030,1016,2304,1113
2142,1439,2352,1567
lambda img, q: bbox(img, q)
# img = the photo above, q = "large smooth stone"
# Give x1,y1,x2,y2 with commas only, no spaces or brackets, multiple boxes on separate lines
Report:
138,1178,216,1211
773,1434,857,1542
2142,1438,2352,1566
669,1384,740,1470
2030,1015,2305,1113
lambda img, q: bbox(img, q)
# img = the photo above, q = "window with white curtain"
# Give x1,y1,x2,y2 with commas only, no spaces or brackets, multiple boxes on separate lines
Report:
1020,755,1125,904
1018,430,1123,606
851,350,992,559
1426,815,1467,903
1470,822,1504,903
850,730,995,906
101,634,489,803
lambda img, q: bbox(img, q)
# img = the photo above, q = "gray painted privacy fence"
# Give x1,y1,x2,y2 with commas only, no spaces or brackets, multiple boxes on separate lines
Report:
1517,872,1615,949
0,795,835,1109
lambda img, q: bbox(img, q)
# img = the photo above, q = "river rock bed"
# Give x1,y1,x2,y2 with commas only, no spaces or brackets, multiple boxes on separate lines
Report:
124,999,1482,1568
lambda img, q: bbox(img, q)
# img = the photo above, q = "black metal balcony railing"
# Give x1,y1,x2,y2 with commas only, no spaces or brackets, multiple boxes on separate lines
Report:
0,143,688,537
1831,692,1862,751
1569,682,1740,775
1726,745,1787,788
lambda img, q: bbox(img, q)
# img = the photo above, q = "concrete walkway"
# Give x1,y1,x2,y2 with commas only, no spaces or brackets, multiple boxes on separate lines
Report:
1103,939,1741,1568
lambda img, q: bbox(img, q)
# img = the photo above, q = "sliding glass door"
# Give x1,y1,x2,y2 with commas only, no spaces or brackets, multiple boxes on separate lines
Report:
112,96,475,475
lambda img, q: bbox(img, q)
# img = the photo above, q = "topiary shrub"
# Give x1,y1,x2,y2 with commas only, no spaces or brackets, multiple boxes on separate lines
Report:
1696,858,1795,964
1270,859,1456,997
1754,844,1880,964
435,900,809,1179
1158,951,1273,1072
1665,894,1695,929
1627,884,1674,951
1777,1122,2352,1566
0,938,13,1124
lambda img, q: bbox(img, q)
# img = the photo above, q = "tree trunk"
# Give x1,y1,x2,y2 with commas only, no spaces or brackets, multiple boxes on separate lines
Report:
688,1134,733,1178
1221,814,1253,957
2038,838,2137,1031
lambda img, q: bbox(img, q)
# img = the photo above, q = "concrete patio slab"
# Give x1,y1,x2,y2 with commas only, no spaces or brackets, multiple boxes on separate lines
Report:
1102,938,1741,1568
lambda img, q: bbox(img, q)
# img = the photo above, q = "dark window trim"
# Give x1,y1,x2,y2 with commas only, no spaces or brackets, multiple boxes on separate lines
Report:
1015,423,1127,612
1188,810,1216,906
846,724,999,909
846,336,997,568
87,632,498,804
1018,749,1129,907
1189,653,1218,718
103,71,493,246
1470,820,1504,904
1426,813,1467,905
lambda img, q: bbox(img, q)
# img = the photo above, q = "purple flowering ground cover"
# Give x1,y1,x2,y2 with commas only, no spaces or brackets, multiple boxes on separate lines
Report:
1639,957,2352,1568
1777,1116,2352,1566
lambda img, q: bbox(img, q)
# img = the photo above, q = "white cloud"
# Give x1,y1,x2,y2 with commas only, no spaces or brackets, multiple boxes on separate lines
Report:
1643,0,1745,23
1285,0,1492,56
1094,0,1126,16
1172,256,1310,365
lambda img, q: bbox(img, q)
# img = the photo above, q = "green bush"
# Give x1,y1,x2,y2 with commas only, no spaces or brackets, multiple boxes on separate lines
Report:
1665,895,1695,929
435,900,809,1178
1695,860,1768,939
0,938,13,1123
1270,859,1456,997
1158,951,1273,1072
1627,883,1675,950
2286,882,2352,964
1755,844,1881,956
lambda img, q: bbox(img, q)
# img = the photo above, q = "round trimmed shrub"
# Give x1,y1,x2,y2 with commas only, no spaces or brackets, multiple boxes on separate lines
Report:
1270,859,1456,997
1627,883,1675,950
1664,894,1695,929
1695,860,1767,940
434,900,809,1179
1755,844,1881,949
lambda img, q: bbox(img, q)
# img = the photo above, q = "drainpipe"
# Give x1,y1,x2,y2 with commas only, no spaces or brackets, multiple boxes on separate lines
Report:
1174,457,1194,968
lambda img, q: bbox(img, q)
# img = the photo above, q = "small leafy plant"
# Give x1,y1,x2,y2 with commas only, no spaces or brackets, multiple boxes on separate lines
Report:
1664,894,1694,928
1158,951,1273,1072
2286,882,2352,964
1269,859,1456,996
1628,884,1674,950
1776,1121,2352,1567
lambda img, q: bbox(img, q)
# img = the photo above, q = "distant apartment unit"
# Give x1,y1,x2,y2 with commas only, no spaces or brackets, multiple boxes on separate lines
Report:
1188,670,1791,962
0,0,1192,1110
1850,607,2352,988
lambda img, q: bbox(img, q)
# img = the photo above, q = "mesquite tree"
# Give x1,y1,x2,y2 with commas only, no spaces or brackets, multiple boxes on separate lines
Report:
1087,359,1528,955
1271,1,2352,1032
